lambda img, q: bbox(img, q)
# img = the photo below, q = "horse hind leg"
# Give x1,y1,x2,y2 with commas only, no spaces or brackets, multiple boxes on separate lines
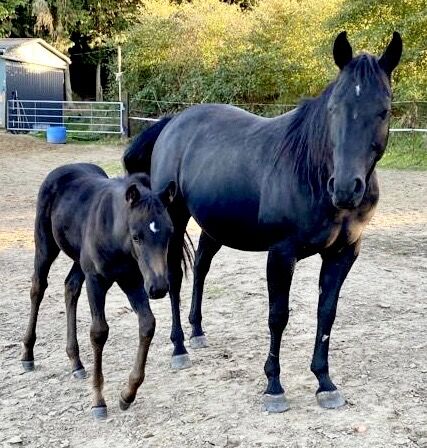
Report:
168,207,192,370
64,262,86,378
189,231,221,349
21,219,60,371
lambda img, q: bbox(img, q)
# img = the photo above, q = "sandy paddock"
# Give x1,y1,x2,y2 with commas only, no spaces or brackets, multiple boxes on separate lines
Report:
0,132,426,448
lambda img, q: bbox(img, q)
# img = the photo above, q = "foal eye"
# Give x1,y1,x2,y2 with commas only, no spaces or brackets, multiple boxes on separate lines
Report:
132,235,141,243
378,110,389,120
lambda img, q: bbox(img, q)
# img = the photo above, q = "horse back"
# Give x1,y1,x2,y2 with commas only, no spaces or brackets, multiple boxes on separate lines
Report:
36,163,109,261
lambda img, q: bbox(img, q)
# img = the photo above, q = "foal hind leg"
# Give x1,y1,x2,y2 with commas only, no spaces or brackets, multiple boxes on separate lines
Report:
168,208,191,369
311,239,360,409
117,278,155,411
22,232,60,371
189,231,221,349
64,263,86,378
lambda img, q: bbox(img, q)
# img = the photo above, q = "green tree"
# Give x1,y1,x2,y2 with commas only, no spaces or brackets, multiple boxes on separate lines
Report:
0,0,26,37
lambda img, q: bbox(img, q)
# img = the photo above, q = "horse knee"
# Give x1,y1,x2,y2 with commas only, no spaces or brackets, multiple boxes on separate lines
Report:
140,315,156,339
30,276,47,300
65,279,82,303
90,322,109,347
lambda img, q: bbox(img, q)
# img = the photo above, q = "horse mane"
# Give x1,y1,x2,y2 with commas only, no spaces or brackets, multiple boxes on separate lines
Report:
274,53,389,195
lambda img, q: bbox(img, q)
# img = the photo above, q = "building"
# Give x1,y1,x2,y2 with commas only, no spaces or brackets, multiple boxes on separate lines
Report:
0,38,71,129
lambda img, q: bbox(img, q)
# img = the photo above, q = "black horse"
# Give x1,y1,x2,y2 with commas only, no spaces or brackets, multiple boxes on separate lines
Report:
124,32,402,412
21,163,177,418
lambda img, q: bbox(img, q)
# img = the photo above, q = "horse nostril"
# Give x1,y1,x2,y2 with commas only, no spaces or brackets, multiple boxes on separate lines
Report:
354,177,364,195
327,177,335,195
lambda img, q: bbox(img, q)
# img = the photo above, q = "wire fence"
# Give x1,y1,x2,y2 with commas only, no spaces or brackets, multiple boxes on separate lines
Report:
127,99,427,156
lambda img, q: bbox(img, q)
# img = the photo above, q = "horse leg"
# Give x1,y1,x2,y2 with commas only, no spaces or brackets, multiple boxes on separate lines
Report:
21,230,60,371
263,244,296,413
86,274,111,419
189,231,221,349
64,262,86,378
168,208,191,369
311,239,361,409
117,279,155,411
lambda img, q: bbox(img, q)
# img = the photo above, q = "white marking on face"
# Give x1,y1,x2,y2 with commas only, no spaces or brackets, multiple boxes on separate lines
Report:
353,111,358,120
322,334,329,342
355,84,361,96
149,221,159,233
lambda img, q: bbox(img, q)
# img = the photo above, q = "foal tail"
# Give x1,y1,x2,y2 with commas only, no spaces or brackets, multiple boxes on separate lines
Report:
123,116,173,175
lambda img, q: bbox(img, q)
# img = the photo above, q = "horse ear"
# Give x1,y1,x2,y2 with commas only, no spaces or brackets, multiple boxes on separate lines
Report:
158,181,176,207
379,31,402,77
333,31,353,70
125,184,140,207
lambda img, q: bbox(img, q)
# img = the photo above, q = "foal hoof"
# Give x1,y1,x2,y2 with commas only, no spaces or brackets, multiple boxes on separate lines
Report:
316,390,346,409
171,353,192,370
91,405,108,420
21,360,35,372
262,393,290,413
190,335,209,349
72,368,87,379
119,395,132,411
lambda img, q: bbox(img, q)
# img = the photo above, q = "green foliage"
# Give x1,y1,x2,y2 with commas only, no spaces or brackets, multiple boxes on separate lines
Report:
0,0,26,37
121,0,427,116
380,133,427,170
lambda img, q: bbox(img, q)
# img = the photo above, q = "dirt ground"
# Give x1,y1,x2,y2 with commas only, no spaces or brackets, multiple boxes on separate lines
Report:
0,132,426,448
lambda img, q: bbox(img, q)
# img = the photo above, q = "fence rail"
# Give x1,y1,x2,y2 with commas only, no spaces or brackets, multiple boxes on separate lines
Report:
7,100,124,134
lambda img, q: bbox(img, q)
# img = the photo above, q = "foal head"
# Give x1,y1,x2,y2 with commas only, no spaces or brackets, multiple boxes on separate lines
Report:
125,174,175,299
327,31,402,209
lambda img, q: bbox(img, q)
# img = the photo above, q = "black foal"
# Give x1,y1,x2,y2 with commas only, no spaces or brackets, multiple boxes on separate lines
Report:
21,163,176,418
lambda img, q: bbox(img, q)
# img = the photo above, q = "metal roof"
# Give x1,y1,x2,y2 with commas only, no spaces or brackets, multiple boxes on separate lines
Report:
0,38,71,65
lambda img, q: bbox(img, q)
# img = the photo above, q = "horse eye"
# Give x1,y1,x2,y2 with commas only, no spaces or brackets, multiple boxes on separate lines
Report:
378,110,389,120
132,235,141,243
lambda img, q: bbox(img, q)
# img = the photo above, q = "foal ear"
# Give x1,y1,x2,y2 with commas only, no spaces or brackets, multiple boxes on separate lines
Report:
158,180,176,207
125,184,140,207
333,31,353,70
379,31,402,77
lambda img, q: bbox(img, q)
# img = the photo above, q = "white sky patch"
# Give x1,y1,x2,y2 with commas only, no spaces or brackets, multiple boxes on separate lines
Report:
355,84,361,96
149,221,159,233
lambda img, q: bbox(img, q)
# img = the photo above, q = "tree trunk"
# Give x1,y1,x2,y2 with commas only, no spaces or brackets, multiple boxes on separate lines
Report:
65,66,72,101
96,61,103,102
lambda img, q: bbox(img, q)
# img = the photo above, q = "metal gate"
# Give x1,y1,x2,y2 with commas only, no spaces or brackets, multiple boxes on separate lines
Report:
7,100,123,134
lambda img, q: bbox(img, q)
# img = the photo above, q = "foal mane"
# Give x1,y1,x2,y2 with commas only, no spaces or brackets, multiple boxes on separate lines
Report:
274,53,389,195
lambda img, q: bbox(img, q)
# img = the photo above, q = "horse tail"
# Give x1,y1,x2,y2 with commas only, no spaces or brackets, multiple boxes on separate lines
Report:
123,116,174,174
182,231,195,276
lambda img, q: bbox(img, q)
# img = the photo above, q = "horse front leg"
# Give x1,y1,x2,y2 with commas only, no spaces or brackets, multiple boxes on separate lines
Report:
189,231,221,349
263,244,296,413
117,279,156,411
311,239,361,409
86,274,112,419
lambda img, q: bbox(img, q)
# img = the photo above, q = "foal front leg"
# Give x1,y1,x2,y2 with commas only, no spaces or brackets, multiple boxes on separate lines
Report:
311,239,361,409
117,280,156,411
263,243,296,413
86,274,112,419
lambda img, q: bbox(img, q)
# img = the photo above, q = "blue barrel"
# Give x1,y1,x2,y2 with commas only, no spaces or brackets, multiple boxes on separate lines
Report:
46,126,67,144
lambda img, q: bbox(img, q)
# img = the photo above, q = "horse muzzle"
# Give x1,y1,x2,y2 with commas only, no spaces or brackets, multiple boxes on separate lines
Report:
327,175,365,210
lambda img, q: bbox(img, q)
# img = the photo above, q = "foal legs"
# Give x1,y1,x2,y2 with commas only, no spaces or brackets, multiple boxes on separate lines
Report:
117,279,156,411
22,232,60,370
311,240,361,409
64,263,86,378
189,231,221,349
86,274,112,419
263,244,296,412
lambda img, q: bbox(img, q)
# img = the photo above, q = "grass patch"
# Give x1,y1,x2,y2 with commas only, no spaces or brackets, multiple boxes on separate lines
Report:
99,161,124,177
380,132,427,170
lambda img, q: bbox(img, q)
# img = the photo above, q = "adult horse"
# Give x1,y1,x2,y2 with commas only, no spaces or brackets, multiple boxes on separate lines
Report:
124,32,402,412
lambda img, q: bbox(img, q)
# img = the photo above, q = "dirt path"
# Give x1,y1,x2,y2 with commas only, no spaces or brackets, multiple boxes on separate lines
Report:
0,133,426,448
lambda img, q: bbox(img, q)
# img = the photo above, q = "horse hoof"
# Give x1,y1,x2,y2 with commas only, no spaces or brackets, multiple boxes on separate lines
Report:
22,360,35,372
91,405,107,419
190,335,209,349
72,368,87,379
119,395,132,411
262,393,290,413
316,390,346,409
171,353,192,370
